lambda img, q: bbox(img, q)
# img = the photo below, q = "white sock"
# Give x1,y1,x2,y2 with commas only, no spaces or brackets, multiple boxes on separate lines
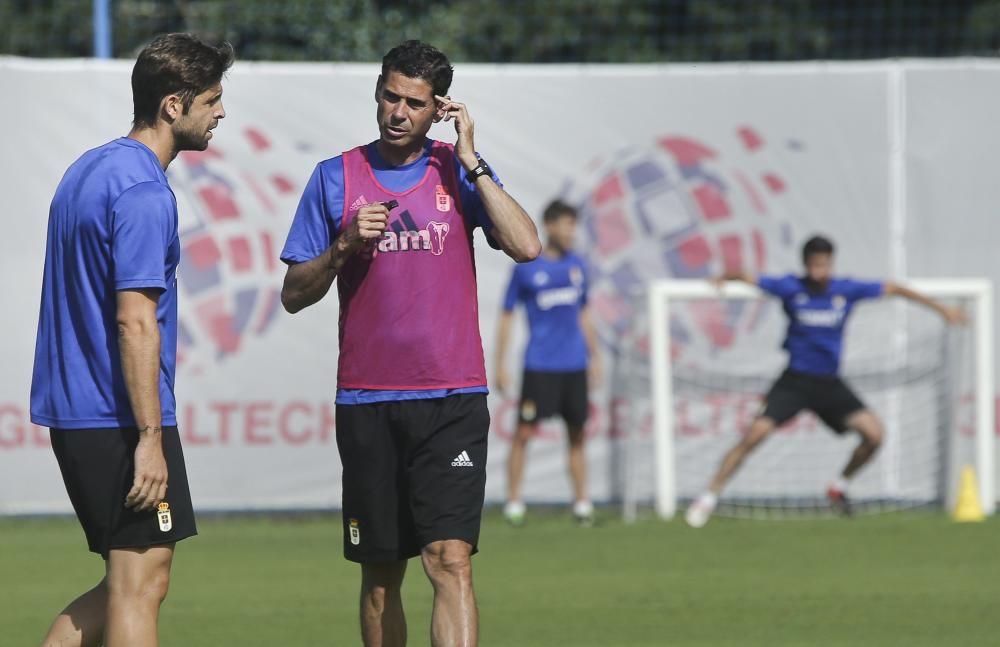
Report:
573,500,593,517
831,477,849,493
699,492,718,508
505,500,525,516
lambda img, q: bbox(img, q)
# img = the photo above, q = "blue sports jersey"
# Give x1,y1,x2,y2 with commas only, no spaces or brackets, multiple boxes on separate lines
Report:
503,252,589,372
758,274,884,376
31,138,180,429
280,139,499,405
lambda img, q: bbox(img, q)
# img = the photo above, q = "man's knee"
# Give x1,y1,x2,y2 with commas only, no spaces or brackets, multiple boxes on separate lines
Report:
109,567,170,604
849,412,884,447
513,423,535,445
362,561,407,597
147,569,171,603
421,540,473,583
862,424,884,448
567,425,585,447
107,547,173,605
742,418,775,449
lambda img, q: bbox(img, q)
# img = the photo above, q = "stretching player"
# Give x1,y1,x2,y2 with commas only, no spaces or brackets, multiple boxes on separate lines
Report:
686,235,965,528
494,200,602,526
280,41,539,647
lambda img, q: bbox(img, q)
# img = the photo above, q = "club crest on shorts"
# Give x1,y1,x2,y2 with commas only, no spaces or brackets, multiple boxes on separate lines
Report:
157,502,173,533
435,184,451,212
521,400,537,422
349,518,361,546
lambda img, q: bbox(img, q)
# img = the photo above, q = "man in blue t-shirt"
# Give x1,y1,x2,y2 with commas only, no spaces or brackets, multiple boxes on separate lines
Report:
686,235,965,528
30,34,232,645
495,200,602,527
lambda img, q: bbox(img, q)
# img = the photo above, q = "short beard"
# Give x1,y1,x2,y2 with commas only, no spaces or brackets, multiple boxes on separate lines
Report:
174,125,209,152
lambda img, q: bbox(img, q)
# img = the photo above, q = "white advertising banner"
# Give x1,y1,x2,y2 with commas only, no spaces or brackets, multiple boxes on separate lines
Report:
0,58,996,513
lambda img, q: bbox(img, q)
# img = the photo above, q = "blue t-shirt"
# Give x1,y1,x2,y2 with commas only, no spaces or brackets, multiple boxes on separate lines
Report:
503,252,589,372
758,274,884,376
280,139,499,405
31,138,180,429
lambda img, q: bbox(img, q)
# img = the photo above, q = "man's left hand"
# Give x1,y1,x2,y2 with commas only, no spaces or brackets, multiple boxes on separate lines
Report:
942,306,968,326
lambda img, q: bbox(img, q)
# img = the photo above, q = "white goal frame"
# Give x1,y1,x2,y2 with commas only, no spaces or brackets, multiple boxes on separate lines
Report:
648,278,995,519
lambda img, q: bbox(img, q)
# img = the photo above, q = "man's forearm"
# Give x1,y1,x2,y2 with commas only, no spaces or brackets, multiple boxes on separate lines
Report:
475,179,540,263
494,312,513,371
282,237,358,313
119,319,162,431
889,284,948,317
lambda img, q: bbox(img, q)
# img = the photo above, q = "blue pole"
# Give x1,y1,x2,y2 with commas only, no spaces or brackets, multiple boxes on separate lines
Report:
93,0,112,59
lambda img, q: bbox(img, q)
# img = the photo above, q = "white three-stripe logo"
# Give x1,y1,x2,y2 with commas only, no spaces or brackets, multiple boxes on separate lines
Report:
451,451,474,467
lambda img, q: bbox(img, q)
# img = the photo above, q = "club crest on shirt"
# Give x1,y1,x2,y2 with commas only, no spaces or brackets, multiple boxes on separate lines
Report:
157,502,172,533
570,266,584,286
435,185,451,212
533,271,550,287
832,295,846,310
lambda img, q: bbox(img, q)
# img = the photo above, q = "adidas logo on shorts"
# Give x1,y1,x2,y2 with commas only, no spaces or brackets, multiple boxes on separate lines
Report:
451,450,474,467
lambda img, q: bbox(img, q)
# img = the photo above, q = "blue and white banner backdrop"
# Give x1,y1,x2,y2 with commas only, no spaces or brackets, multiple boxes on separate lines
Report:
1,58,997,512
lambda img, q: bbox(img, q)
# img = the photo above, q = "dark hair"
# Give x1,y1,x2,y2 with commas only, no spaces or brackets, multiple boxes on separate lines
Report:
132,33,235,129
802,235,835,262
542,200,578,224
381,40,454,97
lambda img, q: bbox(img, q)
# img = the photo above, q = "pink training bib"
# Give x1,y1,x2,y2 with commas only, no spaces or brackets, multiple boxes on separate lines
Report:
336,141,487,390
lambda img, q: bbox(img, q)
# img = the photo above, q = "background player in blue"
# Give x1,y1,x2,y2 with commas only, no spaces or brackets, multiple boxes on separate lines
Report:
495,200,602,527
30,34,232,646
686,236,966,528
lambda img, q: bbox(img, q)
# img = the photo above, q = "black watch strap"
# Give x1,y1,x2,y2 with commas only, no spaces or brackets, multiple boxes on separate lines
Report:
465,159,492,183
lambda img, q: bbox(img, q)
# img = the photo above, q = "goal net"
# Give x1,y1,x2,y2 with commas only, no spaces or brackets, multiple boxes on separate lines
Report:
618,278,994,521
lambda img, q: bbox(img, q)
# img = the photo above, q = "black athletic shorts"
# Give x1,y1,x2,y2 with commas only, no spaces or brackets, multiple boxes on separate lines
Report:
336,394,489,563
518,369,589,428
50,426,197,559
760,370,867,433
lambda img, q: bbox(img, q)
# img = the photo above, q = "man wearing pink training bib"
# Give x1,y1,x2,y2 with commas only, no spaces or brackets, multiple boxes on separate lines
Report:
280,41,540,647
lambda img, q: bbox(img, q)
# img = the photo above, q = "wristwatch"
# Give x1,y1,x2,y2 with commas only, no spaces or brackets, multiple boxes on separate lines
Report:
465,159,492,183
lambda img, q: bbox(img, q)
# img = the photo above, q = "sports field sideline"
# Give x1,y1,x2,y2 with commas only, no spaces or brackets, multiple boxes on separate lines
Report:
4,511,997,646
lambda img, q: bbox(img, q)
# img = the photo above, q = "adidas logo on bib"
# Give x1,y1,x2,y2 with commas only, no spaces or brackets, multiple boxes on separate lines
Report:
451,451,474,467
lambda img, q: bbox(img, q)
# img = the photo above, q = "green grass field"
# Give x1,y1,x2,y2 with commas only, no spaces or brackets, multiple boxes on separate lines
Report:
4,511,998,646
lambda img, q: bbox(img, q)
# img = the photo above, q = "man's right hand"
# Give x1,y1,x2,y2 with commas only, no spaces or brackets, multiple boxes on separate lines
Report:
339,203,389,254
125,427,168,512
